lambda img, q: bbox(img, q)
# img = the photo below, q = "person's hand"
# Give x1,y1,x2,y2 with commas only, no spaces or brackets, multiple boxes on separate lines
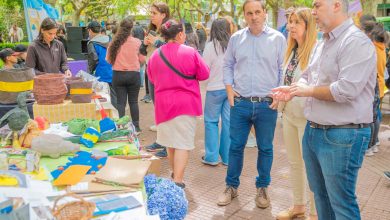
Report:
272,86,293,102
147,34,158,46
269,99,279,110
290,82,314,97
226,87,240,107
144,36,151,45
64,70,72,78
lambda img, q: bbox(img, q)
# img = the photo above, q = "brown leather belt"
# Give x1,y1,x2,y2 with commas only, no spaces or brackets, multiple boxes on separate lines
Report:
309,121,370,129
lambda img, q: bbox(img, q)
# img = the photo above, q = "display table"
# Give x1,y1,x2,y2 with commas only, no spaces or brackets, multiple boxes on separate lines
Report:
0,142,158,219
33,100,117,123
0,100,34,118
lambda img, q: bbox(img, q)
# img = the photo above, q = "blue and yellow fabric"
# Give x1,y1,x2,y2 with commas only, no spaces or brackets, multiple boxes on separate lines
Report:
80,127,101,148
99,117,116,133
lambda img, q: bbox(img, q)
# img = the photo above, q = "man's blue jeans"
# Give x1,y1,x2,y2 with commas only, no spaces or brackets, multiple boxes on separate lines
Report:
303,123,371,220
226,98,277,188
204,90,230,165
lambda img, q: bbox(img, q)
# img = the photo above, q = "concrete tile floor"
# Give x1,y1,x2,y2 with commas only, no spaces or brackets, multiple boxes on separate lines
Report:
136,87,390,220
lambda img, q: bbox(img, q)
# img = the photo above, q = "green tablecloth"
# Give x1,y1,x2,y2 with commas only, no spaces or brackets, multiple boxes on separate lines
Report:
40,141,138,175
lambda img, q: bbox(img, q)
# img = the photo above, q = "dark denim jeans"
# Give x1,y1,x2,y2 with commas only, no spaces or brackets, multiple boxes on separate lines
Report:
302,123,371,220
226,98,277,188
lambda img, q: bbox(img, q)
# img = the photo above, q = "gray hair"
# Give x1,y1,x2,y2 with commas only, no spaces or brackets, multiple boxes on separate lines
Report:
329,0,349,13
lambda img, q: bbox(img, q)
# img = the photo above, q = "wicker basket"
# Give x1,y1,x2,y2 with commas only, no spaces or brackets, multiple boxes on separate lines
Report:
33,74,67,105
52,193,95,220
0,68,35,104
70,81,93,103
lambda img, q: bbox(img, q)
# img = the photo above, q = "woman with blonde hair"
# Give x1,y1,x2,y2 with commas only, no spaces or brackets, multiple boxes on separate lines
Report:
223,16,237,34
276,8,318,220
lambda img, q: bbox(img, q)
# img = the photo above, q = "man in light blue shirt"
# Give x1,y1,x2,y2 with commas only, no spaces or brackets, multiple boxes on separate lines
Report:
217,0,286,208
272,0,376,219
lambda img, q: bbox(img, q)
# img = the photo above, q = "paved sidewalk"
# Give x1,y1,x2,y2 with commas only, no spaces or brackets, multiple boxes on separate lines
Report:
136,88,390,220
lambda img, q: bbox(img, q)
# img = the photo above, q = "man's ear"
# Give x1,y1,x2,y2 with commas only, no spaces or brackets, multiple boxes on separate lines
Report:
333,0,342,13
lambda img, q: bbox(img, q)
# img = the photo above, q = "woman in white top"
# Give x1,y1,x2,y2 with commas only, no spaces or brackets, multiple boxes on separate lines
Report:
276,8,318,220
202,18,231,166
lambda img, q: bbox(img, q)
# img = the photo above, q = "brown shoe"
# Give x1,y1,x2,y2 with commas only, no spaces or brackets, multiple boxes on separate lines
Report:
217,186,238,206
276,208,305,220
255,187,270,209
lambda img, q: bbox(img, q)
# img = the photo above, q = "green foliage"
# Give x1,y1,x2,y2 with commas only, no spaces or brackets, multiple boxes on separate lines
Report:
292,0,313,7
0,42,29,51
0,0,26,42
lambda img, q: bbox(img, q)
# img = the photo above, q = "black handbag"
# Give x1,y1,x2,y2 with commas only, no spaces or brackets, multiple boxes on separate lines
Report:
139,42,148,56
158,48,196,80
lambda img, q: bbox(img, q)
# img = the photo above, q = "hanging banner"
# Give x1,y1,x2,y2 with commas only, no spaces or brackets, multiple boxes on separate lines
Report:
22,0,59,42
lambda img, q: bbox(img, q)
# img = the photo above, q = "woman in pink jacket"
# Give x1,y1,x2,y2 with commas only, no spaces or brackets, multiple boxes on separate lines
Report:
147,19,209,188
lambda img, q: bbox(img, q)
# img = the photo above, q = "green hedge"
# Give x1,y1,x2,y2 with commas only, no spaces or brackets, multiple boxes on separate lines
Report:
0,42,29,51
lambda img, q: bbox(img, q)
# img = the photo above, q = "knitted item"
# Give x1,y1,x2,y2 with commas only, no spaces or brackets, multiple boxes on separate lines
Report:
80,127,101,148
64,119,99,135
99,129,130,141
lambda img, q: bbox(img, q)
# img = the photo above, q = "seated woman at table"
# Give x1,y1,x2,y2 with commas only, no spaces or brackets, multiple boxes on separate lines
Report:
26,18,71,77
147,19,209,188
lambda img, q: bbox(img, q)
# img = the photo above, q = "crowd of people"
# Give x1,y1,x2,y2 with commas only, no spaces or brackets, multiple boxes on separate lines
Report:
1,0,390,219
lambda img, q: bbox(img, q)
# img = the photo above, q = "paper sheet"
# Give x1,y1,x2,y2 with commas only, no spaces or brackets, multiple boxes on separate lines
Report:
53,165,91,186
95,158,151,186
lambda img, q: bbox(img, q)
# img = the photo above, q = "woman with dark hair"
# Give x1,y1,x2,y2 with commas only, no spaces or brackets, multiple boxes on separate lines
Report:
359,18,388,156
147,19,209,188
143,2,171,157
202,18,231,166
106,17,145,133
184,22,199,50
26,18,71,76
142,2,170,104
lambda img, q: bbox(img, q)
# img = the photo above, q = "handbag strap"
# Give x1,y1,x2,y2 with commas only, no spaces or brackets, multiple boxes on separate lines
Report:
158,48,196,80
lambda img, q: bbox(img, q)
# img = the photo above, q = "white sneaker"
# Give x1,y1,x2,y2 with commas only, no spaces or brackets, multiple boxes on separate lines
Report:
372,145,379,153
375,141,380,146
366,148,374,157
149,125,157,132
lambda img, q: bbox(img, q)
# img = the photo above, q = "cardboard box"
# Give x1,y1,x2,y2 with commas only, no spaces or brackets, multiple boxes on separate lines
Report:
32,100,115,123
147,156,161,176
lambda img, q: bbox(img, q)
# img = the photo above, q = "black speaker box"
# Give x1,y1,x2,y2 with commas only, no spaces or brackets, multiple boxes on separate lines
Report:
67,53,87,61
67,26,88,40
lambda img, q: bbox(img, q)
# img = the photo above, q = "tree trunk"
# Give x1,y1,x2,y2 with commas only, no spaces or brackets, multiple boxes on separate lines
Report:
284,0,294,8
72,11,81,26
271,5,279,29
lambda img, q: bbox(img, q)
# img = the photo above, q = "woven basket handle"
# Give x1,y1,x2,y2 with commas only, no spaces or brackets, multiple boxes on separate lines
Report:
52,192,86,212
